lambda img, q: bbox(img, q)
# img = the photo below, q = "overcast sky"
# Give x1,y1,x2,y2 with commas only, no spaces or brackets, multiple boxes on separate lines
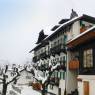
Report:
0,0,95,64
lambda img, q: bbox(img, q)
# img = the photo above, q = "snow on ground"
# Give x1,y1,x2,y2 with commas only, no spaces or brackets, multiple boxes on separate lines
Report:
21,86,41,95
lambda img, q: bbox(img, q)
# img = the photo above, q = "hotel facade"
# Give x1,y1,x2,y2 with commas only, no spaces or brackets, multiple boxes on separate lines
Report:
30,10,95,95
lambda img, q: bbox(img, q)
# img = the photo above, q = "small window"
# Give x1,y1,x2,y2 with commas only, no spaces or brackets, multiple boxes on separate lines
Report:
54,41,57,46
57,58,59,61
51,72,55,77
60,38,63,43
63,56,65,61
58,72,60,78
60,71,65,79
55,71,58,78
83,49,93,68
60,57,62,61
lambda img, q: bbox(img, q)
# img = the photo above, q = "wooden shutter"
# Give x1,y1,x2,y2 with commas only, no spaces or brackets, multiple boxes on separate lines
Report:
83,81,89,95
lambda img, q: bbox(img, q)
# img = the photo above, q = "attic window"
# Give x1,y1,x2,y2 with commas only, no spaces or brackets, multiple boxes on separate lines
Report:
36,30,48,44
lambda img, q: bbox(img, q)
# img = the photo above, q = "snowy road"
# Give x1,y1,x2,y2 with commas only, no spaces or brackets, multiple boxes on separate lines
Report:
21,86,41,95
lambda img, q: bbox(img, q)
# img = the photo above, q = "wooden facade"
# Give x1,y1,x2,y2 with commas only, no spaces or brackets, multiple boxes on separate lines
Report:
67,28,95,75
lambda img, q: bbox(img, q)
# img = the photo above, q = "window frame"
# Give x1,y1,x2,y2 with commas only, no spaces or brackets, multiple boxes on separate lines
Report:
83,48,93,69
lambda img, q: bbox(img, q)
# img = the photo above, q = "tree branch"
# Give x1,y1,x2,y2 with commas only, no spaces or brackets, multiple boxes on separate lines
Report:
7,68,25,85
7,74,19,85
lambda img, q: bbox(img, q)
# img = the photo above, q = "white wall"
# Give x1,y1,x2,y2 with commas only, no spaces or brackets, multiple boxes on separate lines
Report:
48,85,58,95
67,21,80,41
90,80,95,95
72,21,80,38
66,51,78,94
78,80,95,95
66,70,78,94
48,79,65,95
59,79,65,95
78,81,83,95
78,75,95,95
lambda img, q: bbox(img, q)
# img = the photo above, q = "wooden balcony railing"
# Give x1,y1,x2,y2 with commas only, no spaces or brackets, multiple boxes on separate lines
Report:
50,44,66,56
32,56,39,63
40,51,50,60
49,77,59,86
69,59,79,70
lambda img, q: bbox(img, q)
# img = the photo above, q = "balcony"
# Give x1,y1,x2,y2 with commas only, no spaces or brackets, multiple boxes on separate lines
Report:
40,51,50,60
49,77,59,86
32,56,39,63
69,59,79,70
56,62,66,71
50,44,66,56
38,65,45,71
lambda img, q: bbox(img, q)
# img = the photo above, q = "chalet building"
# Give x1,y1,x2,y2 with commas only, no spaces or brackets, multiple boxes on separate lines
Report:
66,15,95,95
30,18,72,95
30,9,95,95
67,26,95,95
30,27,67,95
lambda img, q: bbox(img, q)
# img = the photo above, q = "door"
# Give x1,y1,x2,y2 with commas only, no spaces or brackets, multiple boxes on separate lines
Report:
83,81,89,95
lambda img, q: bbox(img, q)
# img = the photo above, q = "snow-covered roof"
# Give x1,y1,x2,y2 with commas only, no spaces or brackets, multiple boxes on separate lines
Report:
46,16,81,40
30,14,95,52
43,14,95,41
67,25,95,44
29,16,80,52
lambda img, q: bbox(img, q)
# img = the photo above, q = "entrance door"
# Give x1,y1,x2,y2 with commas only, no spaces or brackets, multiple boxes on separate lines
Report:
83,81,89,95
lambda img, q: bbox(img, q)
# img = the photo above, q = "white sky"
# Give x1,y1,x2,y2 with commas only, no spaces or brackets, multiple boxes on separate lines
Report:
0,0,95,64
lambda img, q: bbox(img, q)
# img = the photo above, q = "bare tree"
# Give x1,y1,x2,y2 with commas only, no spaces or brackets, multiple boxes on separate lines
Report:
26,62,66,95
0,65,24,95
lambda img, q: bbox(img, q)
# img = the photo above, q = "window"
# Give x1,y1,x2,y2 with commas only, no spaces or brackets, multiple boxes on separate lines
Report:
55,71,58,78
83,49,93,68
60,57,62,61
60,71,65,79
58,72,60,78
54,41,57,46
60,38,63,44
64,34,67,44
51,60,52,63
58,40,60,45
57,58,59,61
51,72,55,77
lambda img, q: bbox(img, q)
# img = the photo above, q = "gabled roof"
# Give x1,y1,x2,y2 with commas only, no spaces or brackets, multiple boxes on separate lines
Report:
45,14,95,41
36,30,48,44
29,40,49,53
58,19,69,24
67,26,95,48
80,14,95,24
46,16,80,40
